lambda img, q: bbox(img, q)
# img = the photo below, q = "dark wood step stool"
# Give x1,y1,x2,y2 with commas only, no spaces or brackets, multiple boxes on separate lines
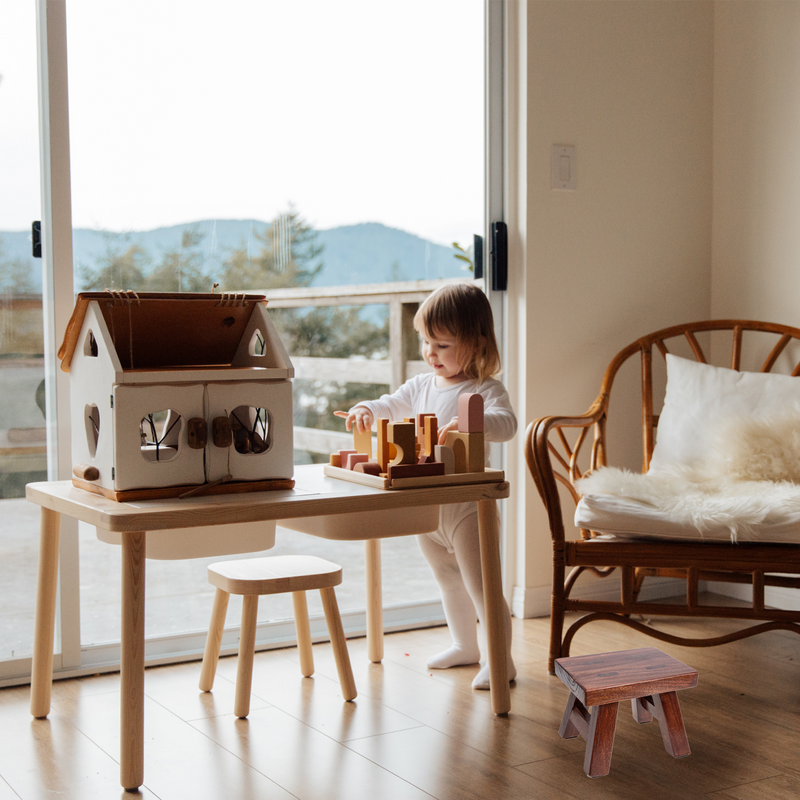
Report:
555,647,698,778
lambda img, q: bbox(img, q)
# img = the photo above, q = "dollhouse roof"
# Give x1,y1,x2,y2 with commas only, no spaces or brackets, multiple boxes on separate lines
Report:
58,291,281,372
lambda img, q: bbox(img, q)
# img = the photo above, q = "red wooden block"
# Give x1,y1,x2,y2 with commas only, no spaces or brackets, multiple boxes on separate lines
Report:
388,421,416,466
457,393,484,433
387,462,445,481
354,461,382,476
346,453,369,470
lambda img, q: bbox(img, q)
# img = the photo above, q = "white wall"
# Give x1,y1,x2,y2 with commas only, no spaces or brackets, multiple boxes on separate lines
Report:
712,1,800,327
507,1,714,615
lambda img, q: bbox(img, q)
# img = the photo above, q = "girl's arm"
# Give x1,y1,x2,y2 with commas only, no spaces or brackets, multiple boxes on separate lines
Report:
340,376,421,432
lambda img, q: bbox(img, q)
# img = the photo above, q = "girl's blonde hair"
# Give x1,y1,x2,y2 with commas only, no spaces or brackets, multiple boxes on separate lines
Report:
413,283,501,383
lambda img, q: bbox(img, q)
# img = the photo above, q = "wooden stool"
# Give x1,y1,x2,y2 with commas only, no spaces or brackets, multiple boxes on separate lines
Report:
555,647,697,777
199,555,357,717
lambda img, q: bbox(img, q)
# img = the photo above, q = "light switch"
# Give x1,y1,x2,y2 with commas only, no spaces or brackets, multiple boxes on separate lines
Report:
551,144,576,190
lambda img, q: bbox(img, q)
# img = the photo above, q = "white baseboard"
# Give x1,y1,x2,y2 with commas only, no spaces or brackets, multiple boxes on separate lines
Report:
706,581,800,611
512,577,686,619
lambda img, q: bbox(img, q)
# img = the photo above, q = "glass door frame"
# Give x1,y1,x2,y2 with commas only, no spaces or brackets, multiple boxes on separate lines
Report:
1,0,507,685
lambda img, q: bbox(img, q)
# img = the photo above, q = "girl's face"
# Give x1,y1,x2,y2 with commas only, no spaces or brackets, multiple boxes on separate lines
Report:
421,329,467,386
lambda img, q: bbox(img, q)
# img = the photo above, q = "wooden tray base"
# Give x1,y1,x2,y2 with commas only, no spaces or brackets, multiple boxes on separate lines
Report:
323,464,504,490
72,477,295,502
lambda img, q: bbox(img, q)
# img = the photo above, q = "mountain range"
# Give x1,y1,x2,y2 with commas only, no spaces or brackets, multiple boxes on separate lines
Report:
0,220,472,293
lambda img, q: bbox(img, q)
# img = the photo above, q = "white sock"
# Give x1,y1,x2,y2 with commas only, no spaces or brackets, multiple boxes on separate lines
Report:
427,644,481,670
471,655,517,690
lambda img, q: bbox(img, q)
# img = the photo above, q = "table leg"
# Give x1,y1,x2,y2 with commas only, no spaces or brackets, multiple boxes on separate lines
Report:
30,507,61,719
476,498,510,715
365,539,383,663
120,530,146,791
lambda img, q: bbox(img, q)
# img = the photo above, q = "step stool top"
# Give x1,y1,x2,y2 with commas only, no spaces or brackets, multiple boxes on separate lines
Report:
207,554,343,595
554,647,698,706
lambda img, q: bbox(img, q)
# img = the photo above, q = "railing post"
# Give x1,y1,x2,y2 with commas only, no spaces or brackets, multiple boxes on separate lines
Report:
390,300,418,392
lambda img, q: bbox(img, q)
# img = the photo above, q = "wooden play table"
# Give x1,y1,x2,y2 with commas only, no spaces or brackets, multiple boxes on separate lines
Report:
26,463,510,790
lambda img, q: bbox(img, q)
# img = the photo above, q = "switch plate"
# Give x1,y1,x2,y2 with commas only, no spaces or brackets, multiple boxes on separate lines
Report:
551,144,576,190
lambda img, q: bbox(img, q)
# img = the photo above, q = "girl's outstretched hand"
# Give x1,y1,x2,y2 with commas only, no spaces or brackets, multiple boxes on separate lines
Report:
334,407,374,434
437,416,459,445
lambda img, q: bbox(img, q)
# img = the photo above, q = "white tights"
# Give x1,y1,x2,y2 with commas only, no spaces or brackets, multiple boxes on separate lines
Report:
416,514,516,690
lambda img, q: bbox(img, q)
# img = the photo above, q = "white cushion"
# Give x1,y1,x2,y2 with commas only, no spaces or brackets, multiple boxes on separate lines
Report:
649,354,800,470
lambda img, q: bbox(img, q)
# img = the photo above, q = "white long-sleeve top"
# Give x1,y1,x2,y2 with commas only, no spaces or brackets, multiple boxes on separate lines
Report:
350,373,517,467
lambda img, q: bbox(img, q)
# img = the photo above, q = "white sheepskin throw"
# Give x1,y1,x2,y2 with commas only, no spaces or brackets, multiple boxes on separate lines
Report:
576,410,800,542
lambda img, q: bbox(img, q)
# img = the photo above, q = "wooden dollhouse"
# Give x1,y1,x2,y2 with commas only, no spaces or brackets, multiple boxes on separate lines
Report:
58,291,295,501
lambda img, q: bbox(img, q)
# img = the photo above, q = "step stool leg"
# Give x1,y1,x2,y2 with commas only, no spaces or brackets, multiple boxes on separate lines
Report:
652,691,691,758
199,588,230,692
631,695,654,724
320,587,357,701
291,590,315,678
559,692,590,740
365,539,384,663
234,594,259,719
584,702,619,778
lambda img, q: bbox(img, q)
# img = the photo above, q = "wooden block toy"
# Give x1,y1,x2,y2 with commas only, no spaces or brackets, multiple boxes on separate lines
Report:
458,392,484,433
330,453,342,468
388,421,416,466
338,449,357,465
422,416,439,458
354,461,382,476
353,426,372,458
434,444,455,475
346,453,369,470
376,418,390,472
388,462,445,481
416,413,437,446
59,291,295,500
444,430,484,473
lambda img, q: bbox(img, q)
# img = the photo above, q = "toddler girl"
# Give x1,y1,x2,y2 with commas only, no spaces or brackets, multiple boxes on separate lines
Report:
338,282,517,689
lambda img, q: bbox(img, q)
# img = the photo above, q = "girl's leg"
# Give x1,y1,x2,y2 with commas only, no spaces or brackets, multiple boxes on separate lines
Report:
416,533,481,668
451,516,516,690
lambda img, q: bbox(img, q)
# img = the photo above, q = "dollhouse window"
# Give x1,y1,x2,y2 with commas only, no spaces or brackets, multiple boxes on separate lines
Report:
229,405,271,454
85,404,100,456
139,409,182,462
248,329,266,357
84,329,98,357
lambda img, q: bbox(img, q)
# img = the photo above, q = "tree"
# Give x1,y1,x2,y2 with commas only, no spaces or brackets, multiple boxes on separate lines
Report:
79,234,150,291
146,226,210,292
0,236,37,294
219,206,322,291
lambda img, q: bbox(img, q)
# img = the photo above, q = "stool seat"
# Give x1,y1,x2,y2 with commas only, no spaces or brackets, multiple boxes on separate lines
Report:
199,554,357,717
555,647,697,778
207,555,342,595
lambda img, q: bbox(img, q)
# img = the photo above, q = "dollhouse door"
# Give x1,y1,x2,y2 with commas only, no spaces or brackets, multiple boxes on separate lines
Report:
112,384,206,492
205,381,293,483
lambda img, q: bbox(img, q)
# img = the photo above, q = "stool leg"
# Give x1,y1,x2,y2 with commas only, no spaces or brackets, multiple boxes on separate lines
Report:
584,702,618,778
631,695,654,724
199,588,230,692
234,595,259,719
652,691,691,758
365,539,383,663
319,587,357,701
559,692,590,740
292,590,315,678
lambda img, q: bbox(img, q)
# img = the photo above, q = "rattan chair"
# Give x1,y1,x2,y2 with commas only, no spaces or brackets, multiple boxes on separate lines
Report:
525,320,800,673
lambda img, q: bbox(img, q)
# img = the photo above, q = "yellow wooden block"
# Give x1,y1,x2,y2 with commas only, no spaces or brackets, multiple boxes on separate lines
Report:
353,426,372,458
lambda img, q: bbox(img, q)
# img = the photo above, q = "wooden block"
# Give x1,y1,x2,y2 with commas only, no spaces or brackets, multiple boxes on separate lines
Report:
376,418,390,472
338,449,357,465
387,462,445,481
434,444,455,475
416,413,436,446
354,461,382,476
423,416,439,458
458,393,484,433
345,453,369,470
353,426,372,458
212,416,233,448
187,417,208,449
329,453,342,468
388,421,416,466
444,430,484,473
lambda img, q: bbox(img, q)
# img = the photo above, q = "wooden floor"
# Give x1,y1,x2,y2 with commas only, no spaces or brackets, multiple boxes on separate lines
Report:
1,599,800,799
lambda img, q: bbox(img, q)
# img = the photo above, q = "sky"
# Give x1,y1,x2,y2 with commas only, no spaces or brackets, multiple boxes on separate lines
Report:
1,0,484,248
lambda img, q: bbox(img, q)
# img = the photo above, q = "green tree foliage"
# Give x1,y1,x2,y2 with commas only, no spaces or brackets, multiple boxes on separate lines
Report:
219,207,322,291
0,236,37,294
80,234,149,290
146,227,210,292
